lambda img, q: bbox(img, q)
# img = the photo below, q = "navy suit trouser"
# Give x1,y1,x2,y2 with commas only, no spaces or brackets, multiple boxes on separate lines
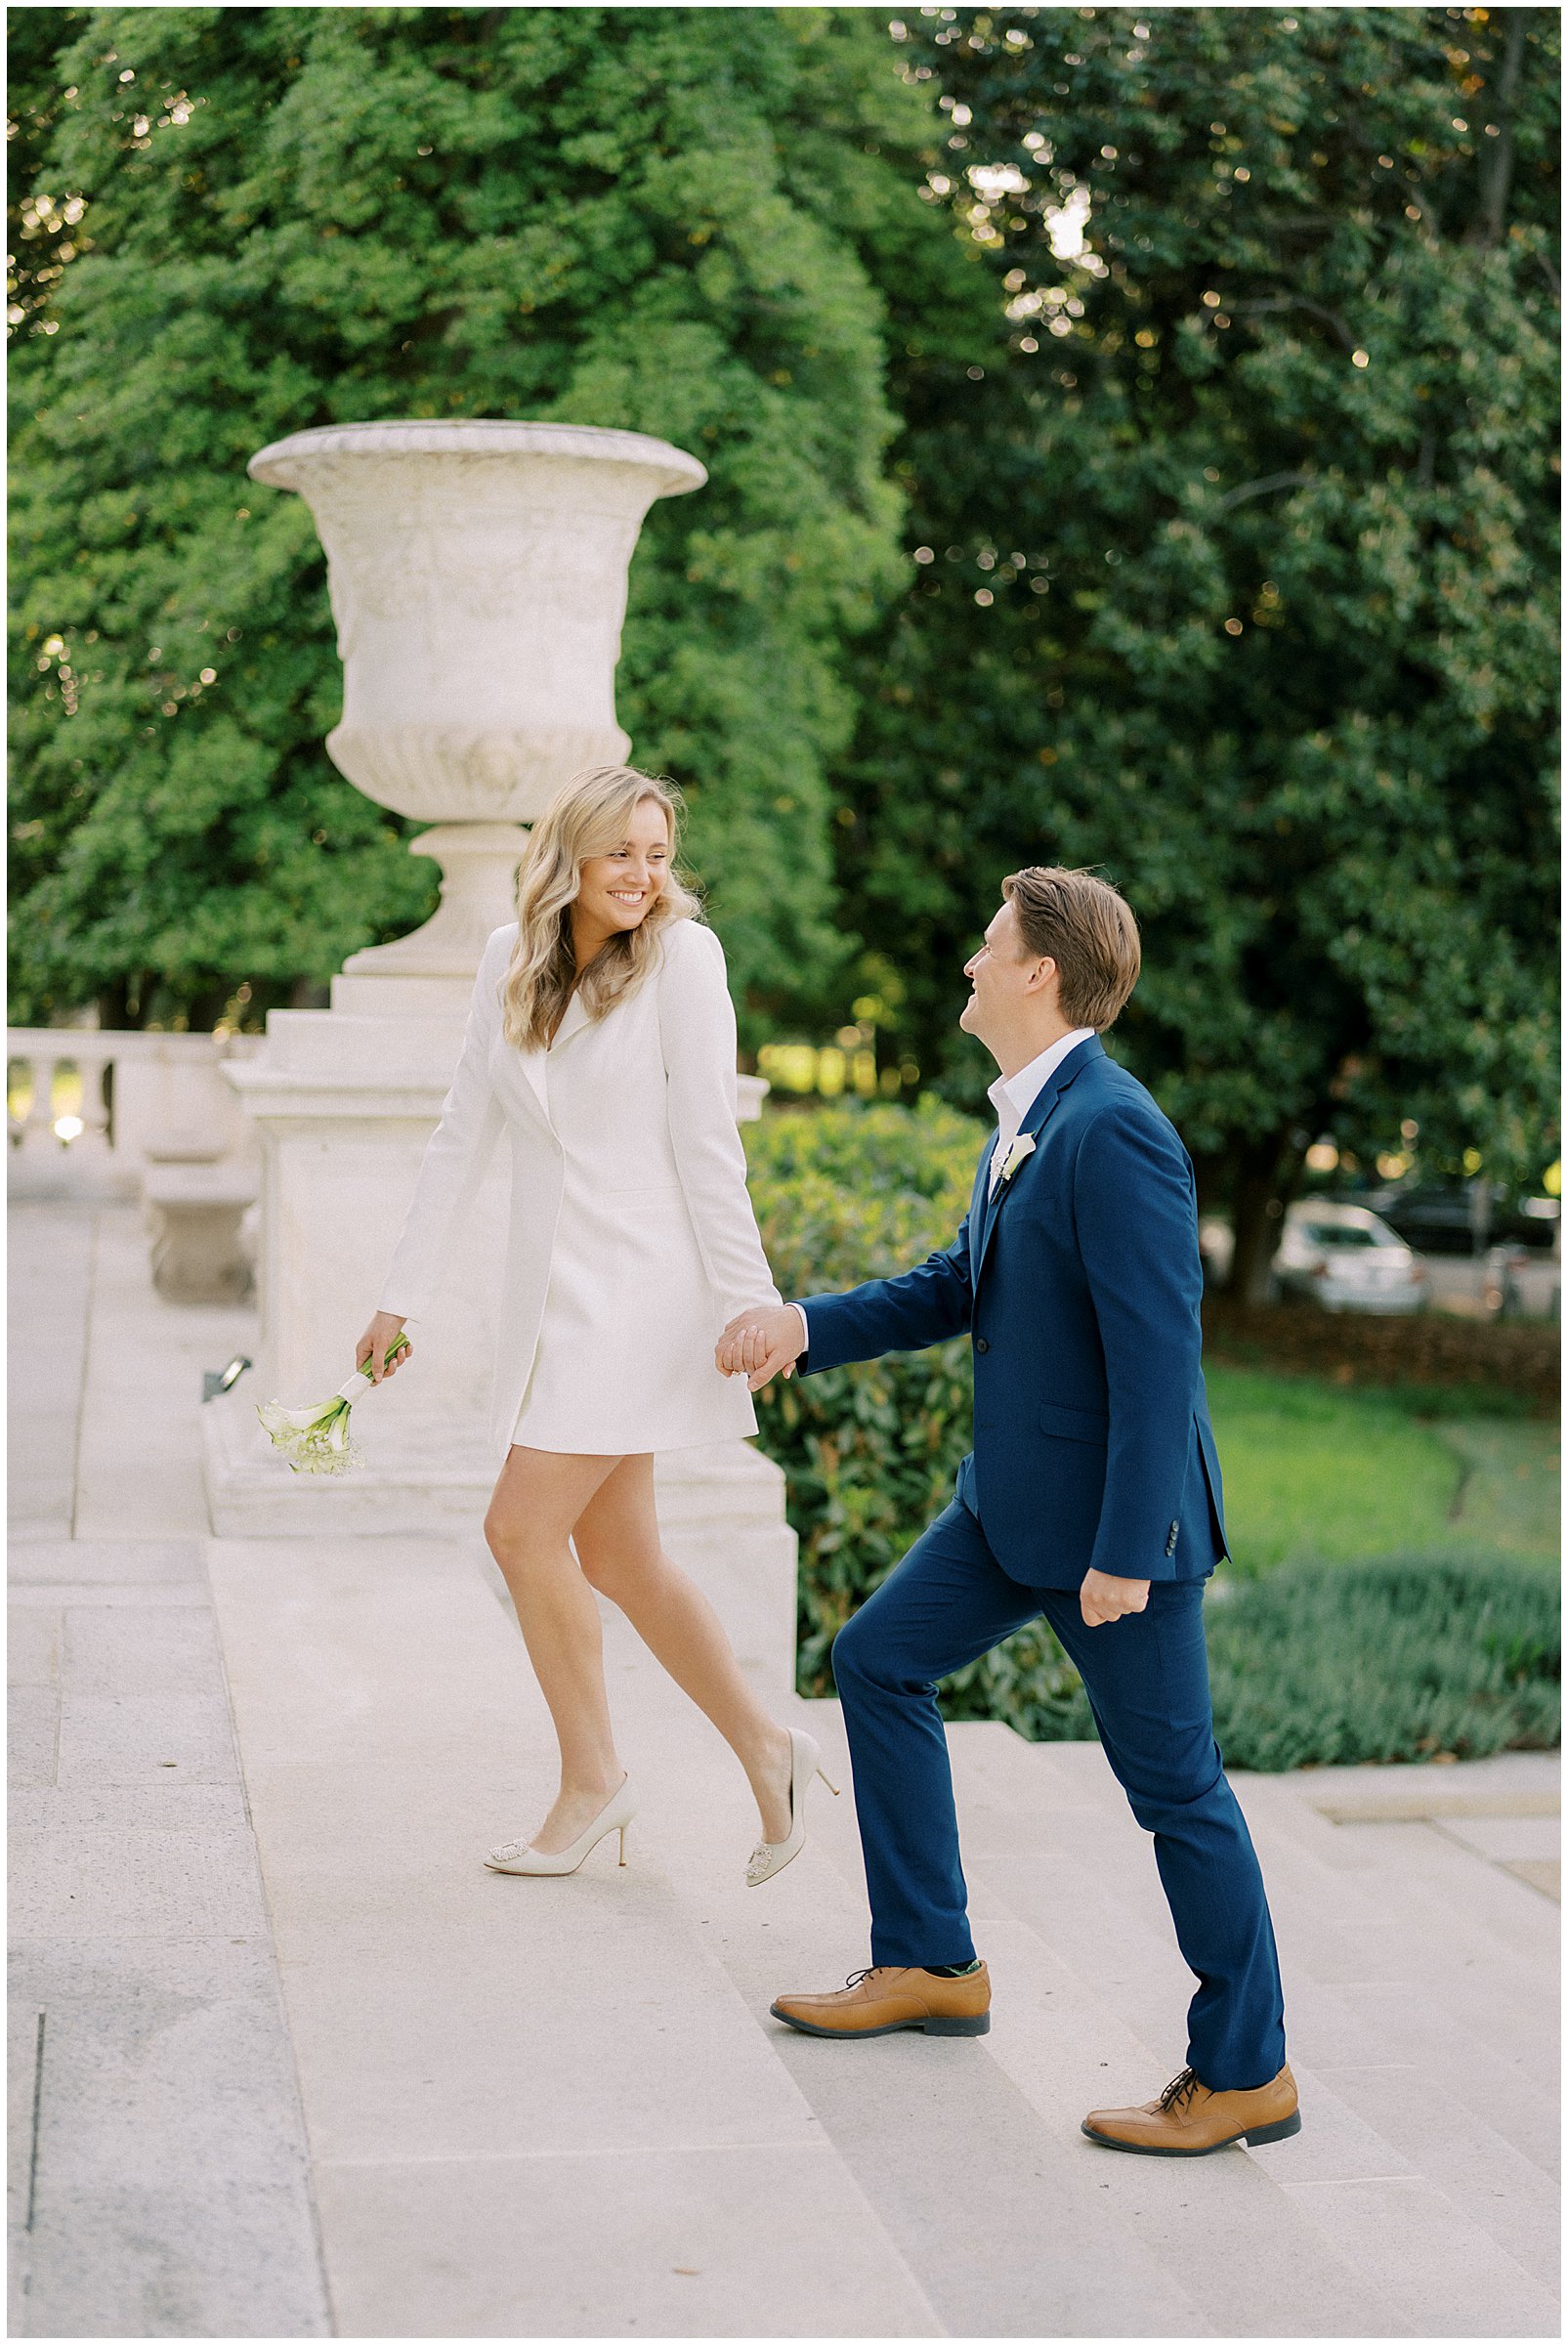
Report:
829,1496,1287,2093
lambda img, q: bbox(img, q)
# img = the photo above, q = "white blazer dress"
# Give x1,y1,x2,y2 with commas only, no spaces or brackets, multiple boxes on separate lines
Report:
376,915,782,1460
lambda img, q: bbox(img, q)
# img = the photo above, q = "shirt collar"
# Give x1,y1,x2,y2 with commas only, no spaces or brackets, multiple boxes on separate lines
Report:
987,1028,1097,1129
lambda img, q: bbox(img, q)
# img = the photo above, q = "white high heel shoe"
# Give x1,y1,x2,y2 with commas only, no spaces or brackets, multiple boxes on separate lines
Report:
485,1776,638,1876
746,1728,839,1888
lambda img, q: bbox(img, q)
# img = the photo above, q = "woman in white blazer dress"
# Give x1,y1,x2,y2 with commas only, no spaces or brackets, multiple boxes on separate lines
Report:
358,766,835,1884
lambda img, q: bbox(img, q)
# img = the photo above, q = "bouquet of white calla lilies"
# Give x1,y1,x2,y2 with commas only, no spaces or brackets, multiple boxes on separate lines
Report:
257,1336,410,1475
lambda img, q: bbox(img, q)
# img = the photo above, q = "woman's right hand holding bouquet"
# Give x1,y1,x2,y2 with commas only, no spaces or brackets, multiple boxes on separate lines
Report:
358,1311,412,1384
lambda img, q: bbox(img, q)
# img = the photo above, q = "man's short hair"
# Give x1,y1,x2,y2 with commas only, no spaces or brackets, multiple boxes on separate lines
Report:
1001,866,1141,1030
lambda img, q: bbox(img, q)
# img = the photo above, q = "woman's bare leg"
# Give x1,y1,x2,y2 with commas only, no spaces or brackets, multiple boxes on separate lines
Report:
485,1445,628,1854
572,1454,795,1844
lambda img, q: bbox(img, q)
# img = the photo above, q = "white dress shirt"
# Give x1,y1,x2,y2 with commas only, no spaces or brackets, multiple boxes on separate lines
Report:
789,1026,1095,1353
984,1028,1097,1194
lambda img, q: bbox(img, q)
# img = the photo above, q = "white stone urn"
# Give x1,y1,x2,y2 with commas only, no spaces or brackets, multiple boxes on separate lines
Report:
246,419,706,1007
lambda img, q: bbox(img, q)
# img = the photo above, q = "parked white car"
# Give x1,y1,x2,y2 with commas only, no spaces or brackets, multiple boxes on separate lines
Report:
1269,1201,1428,1314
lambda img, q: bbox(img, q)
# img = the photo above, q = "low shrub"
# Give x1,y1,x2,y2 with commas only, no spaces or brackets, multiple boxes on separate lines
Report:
1204,1299,1557,1414
1204,1555,1561,1770
744,1098,982,1689
939,1555,1561,1769
744,1095,983,1209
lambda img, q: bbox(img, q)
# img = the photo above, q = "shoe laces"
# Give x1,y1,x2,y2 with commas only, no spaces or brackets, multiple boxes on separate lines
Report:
843,1967,884,1989
1159,2067,1202,2112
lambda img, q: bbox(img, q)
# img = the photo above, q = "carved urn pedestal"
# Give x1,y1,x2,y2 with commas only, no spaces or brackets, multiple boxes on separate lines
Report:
201,423,793,1674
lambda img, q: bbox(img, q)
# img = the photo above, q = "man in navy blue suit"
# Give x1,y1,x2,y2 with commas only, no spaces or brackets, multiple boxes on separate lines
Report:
718,868,1298,2156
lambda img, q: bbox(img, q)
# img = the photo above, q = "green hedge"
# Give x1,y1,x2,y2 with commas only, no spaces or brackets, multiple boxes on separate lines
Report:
744,1105,1561,1769
1204,1300,1558,1415
1202,1556,1560,1770
937,1554,1561,1769
745,1098,981,1689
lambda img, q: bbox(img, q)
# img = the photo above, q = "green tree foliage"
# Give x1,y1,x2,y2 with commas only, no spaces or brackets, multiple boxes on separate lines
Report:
837,6,1559,1294
9,6,975,1032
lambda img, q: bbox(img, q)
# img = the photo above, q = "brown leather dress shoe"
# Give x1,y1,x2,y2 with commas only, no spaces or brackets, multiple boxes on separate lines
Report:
772,1963,991,2039
1082,2063,1300,2154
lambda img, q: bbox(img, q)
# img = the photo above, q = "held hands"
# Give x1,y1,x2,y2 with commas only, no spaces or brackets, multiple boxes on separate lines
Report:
1080,1567,1151,1629
357,1311,411,1386
715,1304,805,1392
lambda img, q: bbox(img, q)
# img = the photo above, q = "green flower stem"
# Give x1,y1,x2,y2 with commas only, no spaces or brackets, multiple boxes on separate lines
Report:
356,1335,410,1380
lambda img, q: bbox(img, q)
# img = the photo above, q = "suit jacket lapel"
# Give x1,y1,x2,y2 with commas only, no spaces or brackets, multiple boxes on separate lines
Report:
516,1044,550,1123
973,1035,1103,1285
967,1134,997,1282
550,988,593,1054
499,985,590,1135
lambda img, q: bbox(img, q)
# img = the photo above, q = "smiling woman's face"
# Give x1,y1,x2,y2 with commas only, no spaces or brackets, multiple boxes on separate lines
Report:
575,795,672,943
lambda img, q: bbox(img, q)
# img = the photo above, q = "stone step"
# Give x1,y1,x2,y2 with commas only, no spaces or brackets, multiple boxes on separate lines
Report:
694,1703,1558,2339
949,1719,1561,2328
954,1723,1561,2191
7,1202,96,1542
205,1532,942,2339
7,1556,330,2337
867,1800,1411,2334
594,1671,1213,2339
72,1205,254,1544
646,1714,1290,2336
654,1439,792,1531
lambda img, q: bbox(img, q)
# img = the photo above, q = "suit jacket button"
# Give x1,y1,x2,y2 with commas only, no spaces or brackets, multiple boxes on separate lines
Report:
974,1337,990,1354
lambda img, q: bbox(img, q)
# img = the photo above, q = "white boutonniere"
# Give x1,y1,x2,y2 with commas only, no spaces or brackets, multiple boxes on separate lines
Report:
998,1131,1037,1184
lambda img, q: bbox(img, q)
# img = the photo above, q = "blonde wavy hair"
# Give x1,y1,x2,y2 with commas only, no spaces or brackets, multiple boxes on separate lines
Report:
499,765,700,1051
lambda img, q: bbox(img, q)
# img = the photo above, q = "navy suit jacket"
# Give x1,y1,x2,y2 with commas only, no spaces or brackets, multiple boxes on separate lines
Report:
796,1036,1228,1591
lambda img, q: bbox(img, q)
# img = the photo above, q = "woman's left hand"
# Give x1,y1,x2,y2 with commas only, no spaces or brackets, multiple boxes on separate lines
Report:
716,1304,802,1389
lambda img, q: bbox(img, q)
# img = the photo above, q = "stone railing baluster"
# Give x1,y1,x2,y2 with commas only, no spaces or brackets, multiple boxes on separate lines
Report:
21,1054,60,1151
6,1058,28,1148
75,1053,112,1150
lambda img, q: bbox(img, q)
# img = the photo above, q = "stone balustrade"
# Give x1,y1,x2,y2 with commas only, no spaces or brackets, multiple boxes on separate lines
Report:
9,1029,264,1296
7,1027,261,1175
7,1028,116,1160
9,1024,762,1313
8,1028,754,1167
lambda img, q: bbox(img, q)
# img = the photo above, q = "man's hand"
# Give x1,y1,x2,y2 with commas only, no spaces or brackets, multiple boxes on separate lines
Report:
716,1304,805,1391
1080,1568,1151,1629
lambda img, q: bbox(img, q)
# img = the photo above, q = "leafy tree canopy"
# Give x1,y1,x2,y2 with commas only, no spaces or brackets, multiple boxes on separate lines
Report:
10,6,1557,1303
836,5,1558,1290
9,5,990,1033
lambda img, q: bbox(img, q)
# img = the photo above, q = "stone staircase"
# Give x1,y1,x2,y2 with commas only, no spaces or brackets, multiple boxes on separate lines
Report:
11,1196,1560,2338
200,1516,1559,2339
